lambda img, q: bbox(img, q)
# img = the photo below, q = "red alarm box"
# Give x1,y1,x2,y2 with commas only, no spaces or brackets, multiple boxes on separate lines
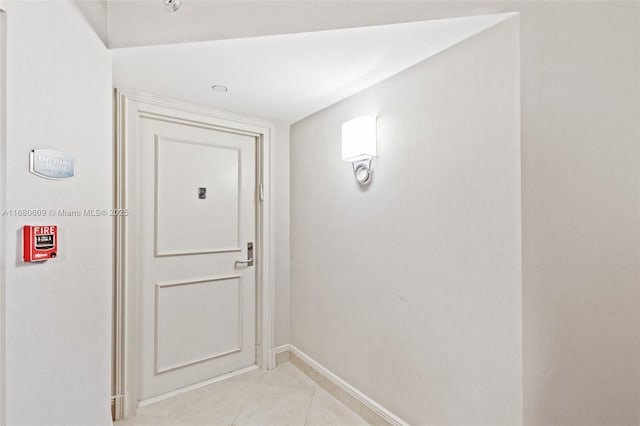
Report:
23,225,57,262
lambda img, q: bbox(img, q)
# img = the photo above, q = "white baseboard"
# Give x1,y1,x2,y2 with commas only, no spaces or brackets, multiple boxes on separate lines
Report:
287,345,408,426
274,344,291,366
274,344,290,354
137,364,259,408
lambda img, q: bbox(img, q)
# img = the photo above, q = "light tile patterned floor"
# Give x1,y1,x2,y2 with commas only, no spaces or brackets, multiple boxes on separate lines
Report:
116,363,369,426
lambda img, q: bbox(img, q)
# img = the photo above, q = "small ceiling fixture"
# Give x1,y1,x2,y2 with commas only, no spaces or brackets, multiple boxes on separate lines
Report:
163,0,182,12
211,84,228,93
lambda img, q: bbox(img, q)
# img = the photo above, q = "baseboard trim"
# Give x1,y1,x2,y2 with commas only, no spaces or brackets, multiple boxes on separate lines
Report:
274,344,291,365
285,344,408,426
274,344,290,354
137,364,259,408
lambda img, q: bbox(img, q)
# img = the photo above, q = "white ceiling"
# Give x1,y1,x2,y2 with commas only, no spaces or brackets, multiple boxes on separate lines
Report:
112,13,514,124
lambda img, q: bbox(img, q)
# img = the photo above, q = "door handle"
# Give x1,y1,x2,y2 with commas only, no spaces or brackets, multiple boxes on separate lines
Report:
235,242,254,267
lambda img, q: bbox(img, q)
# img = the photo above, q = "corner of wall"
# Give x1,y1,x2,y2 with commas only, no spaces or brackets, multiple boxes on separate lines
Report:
71,0,109,47
0,9,6,426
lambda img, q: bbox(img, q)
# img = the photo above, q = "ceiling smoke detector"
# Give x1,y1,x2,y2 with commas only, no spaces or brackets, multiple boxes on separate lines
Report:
163,0,182,12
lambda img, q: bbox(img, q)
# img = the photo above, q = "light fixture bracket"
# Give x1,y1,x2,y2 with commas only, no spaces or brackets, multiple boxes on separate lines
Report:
351,157,373,185
163,0,182,12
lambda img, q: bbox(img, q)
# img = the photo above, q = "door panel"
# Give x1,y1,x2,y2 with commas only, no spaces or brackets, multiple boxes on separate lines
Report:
155,138,241,255
155,276,242,374
139,116,256,400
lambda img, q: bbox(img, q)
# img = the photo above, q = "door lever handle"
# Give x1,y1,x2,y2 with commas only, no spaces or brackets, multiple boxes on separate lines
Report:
235,242,254,267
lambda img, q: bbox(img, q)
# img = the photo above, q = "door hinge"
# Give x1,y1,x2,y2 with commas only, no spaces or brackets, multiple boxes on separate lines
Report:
258,183,264,202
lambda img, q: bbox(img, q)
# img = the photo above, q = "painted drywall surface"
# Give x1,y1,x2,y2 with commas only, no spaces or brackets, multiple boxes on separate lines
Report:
0,10,5,425
0,2,112,424
272,123,291,347
110,14,511,124
518,3,640,424
106,1,520,48
110,11,508,349
291,18,521,425
72,0,108,46
108,2,640,424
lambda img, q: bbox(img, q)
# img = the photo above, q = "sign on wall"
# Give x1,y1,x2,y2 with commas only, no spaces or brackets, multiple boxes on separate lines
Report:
29,149,75,180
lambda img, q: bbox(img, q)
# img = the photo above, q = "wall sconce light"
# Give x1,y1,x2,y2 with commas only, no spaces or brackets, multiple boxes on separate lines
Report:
342,116,377,185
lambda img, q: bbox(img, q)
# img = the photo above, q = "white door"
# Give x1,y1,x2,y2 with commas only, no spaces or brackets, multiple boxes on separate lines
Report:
138,115,257,401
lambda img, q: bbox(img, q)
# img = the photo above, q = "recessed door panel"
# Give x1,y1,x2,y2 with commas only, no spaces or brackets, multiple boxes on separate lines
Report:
155,138,240,256
155,276,242,374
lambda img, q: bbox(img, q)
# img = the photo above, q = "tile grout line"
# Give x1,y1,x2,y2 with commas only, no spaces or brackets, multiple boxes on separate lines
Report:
231,379,317,394
128,366,323,426
302,386,317,426
229,384,253,426
227,369,318,393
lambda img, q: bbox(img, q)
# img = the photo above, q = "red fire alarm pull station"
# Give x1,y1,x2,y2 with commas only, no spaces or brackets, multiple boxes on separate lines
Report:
23,225,57,262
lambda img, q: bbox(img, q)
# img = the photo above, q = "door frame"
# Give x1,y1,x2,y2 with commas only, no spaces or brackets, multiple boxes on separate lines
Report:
112,90,275,419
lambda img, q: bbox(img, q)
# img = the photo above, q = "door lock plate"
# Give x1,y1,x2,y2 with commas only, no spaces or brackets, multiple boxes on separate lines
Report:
235,242,254,267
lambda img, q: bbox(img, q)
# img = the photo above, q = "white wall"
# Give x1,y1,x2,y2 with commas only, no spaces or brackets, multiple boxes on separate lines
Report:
518,3,640,424
291,18,521,425
0,10,6,425
72,0,108,46
0,2,634,425
105,1,521,49
106,3,640,424
272,123,291,347
0,2,112,424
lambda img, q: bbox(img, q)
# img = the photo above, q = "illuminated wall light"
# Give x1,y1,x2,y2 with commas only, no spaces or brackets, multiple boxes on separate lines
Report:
341,116,377,184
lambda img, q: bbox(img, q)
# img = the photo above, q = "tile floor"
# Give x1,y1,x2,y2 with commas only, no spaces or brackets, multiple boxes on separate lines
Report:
116,362,370,426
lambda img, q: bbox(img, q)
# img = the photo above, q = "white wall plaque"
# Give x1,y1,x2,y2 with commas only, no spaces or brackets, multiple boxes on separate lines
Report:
30,149,75,180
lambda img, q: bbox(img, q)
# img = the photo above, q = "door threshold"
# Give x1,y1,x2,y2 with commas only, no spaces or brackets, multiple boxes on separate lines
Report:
137,364,259,408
